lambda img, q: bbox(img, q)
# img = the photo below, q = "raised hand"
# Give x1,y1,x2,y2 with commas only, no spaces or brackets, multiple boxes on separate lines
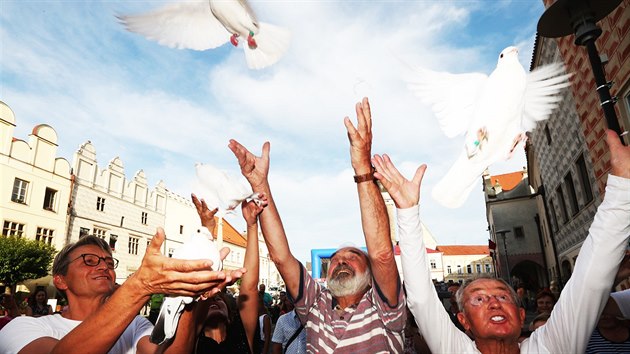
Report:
191,193,218,233
372,154,427,209
607,130,630,179
242,193,268,226
228,139,270,191
344,97,374,174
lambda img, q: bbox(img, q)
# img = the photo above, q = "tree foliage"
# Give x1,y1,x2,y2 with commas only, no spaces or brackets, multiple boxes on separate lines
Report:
0,236,56,293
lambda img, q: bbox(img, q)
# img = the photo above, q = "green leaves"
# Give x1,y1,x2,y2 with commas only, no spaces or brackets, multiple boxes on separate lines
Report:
0,235,56,293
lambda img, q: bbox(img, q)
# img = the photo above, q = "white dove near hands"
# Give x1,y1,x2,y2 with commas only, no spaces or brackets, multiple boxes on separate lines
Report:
118,0,291,69
408,46,571,208
149,227,222,345
195,163,262,217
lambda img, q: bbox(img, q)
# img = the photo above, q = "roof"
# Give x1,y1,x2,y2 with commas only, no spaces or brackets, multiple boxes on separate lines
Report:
394,244,440,255
437,245,489,256
211,217,246,248
488,171,525,192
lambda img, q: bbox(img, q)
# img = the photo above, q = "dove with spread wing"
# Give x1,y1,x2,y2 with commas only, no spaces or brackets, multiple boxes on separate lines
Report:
408,46,571,208
150,227,222,345
195,162,262,217
118,0,291,69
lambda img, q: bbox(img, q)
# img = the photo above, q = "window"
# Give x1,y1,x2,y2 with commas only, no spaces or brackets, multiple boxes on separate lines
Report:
430,260,437,269
43,188,57,211
168,248,174,258
109,234,118,250
514,226,525,238
485,264,491,273
141,212,148,225
120,216,124,227
549,200,559,232
36,227,54,245
179,225,184,234
576,154,593,204
556,187,569,224
466,265,472,274
447,265,452,274
96,197,105,212
457,265,462,274
129,236,139,255
476,264,481,273
565,173,579,216
11,178,29,204
93,227,107,240
3,221,25,237
80,227,90,238
544,124,552,145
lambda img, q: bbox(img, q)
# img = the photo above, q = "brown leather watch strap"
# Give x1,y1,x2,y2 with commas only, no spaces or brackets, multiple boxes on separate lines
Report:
353,170,375,183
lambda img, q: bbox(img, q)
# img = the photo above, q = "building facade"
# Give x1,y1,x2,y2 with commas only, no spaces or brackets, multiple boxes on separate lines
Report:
0,101,72,252
528,0,629,284
484,169,547,290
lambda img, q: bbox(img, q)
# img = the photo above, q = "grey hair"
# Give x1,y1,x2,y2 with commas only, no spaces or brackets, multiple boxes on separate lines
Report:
52,235,112,276
455,276,520,313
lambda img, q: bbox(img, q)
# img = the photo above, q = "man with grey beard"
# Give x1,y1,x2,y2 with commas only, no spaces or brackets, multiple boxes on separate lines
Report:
229,97,406,353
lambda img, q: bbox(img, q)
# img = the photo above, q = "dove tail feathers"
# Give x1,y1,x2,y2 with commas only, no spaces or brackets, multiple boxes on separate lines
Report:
244,22,291,69
431,153,487,208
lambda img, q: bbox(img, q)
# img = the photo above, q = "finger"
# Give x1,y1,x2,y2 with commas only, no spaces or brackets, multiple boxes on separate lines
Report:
355,102,366,133
262,141,271,161
148,228,166,253
373,171,392,191
219,247,231,260
361,97,371,131
191,193,201,209
606,129,622,150
344,116,358,140
411,164,428,186
382,154,404,183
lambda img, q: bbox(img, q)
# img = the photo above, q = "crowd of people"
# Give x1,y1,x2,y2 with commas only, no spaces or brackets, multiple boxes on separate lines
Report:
0,97,628,354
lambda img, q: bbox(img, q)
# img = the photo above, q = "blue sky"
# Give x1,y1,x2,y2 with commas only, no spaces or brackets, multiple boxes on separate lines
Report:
1,0,546,264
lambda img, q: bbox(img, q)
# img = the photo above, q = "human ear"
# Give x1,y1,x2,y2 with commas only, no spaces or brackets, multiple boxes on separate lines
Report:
53,274,68,292
457,312,470,331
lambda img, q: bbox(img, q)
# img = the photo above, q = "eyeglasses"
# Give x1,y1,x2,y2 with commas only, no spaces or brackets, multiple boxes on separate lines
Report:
69,253,119,269
468,293,514,307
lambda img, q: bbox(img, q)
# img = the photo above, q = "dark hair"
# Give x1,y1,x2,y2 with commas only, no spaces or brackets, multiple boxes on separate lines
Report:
535,289,556,302
52,235,112,276
29,288,48,306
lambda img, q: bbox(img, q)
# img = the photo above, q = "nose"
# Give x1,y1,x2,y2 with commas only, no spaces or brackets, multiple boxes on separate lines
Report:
487,296,502,308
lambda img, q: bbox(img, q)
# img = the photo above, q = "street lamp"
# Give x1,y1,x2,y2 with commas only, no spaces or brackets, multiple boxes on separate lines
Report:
496,229,512,284
537,0,626,142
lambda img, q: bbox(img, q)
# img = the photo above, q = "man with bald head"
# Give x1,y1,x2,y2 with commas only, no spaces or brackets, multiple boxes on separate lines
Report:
229,97,405,352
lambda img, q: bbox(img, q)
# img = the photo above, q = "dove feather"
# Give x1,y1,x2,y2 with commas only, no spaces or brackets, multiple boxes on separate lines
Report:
407,67,488,138
118,1,231,50
243,22,291,69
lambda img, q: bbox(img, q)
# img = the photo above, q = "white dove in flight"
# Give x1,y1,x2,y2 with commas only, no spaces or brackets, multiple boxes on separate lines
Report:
408,46,571,208
150,227,222,345
195,162,262,217
118,0,291,69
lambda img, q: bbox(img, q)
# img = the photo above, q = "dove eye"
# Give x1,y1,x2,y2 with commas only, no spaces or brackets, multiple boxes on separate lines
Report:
500,53,504,58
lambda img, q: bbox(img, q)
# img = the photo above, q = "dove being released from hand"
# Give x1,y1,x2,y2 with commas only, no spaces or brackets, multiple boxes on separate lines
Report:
195,162,262,217
118,0,291,69
408,46,571,208
150,227,222,345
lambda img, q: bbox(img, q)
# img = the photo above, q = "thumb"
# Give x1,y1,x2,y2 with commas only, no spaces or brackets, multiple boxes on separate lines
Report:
412,164,428,186
148,228,166,254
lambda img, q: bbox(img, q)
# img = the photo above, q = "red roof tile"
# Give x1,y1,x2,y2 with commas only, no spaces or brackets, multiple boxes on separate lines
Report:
489,171,525,192
437,245,489,255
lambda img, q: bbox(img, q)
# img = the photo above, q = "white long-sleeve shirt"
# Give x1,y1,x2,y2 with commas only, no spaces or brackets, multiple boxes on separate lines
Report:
399,175,630,354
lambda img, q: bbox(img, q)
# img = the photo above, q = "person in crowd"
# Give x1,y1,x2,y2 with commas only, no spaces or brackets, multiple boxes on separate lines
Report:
0,222,243,353
372,128,630,353
515,284,530,312
529,312,550,332
259,284,273,311
228,97,406,352
0,293,20,330
271,297,306,354
26,288,53,318
534,288,556,315
255,292,272,354
194,194,266,354
585,293,630,353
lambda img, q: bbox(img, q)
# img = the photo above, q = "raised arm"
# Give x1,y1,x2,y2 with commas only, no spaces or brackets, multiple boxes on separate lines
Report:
239,196,268,352
228,140,301,301
343,98,400,304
